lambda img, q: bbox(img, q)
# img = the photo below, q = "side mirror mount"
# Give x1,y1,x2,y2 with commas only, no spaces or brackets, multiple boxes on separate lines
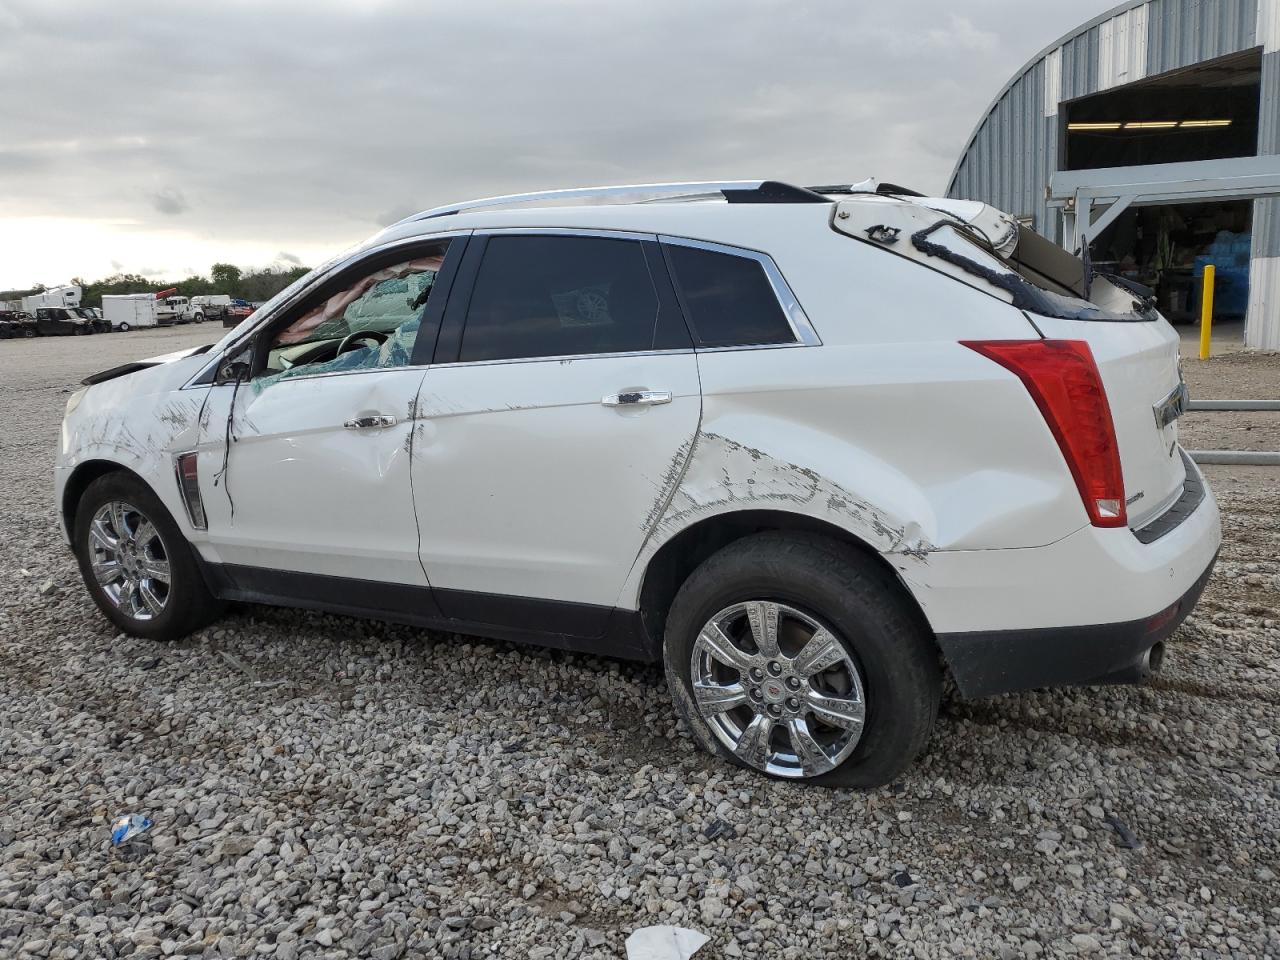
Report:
216,344,253,385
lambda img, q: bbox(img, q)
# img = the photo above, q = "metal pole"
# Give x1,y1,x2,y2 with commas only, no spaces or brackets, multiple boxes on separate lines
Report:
1188,450,1280,466
1199,264,1215,360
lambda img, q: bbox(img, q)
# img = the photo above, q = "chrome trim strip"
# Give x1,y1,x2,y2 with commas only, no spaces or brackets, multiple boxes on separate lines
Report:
408,181,767,222
476,227,658,242
173,451,207,531
433,348,696,370
657,234,822,347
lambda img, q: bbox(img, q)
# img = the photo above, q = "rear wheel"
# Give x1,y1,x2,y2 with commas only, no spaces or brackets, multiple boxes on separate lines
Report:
73,473,224,641
663,532,940,788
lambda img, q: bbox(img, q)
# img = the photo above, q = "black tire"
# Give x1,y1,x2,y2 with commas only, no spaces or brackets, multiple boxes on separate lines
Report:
72,472,224,641
663,532,940,788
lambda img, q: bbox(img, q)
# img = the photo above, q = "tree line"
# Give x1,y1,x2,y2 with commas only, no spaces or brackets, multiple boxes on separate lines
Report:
1,262,311,309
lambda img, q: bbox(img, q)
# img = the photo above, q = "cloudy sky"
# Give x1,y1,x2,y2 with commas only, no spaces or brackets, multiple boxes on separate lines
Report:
0,0,1102,290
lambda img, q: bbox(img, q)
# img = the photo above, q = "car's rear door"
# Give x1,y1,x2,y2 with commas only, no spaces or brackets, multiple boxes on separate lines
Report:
412,230,701,634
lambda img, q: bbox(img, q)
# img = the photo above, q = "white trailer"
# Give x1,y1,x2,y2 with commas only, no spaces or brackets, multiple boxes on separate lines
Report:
102,294,159,331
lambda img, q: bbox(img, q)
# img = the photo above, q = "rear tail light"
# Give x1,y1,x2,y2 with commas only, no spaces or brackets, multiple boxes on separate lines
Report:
174,451,207,530
962,339,1127,528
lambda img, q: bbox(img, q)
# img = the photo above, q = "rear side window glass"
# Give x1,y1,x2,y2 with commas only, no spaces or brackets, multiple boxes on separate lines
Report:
665,245,795,348
460,235,659,362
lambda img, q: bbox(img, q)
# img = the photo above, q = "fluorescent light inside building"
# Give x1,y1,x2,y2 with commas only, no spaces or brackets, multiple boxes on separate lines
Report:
1179,119,1233,128
1123,121,1179,129
1068,122,1123,130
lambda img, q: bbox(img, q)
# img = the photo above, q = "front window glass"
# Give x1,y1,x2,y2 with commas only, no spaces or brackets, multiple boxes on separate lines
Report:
254,242,450,390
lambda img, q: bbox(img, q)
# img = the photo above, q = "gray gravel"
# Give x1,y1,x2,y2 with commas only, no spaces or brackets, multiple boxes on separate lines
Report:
2,326,1279,959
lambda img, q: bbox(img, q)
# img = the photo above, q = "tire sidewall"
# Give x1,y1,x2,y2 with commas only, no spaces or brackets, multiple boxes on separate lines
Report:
664,535,939,788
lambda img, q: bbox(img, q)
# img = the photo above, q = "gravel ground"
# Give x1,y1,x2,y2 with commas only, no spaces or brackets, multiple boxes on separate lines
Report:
2,327,1278,960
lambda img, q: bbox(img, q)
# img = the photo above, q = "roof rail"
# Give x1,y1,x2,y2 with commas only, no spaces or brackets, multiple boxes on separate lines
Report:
408,180,829,221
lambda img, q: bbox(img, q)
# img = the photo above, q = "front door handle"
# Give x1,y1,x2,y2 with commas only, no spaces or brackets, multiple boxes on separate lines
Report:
343,414,397,430
602,390,672,407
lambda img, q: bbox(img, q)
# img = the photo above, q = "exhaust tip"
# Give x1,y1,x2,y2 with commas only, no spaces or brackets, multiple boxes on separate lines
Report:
1147,641,1165,675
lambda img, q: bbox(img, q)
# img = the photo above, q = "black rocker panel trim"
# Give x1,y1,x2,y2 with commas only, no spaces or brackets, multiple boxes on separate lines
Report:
197,561,655,662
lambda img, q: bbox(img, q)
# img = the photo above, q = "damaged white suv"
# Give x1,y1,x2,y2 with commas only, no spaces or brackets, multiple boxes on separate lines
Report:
56,180,1220,786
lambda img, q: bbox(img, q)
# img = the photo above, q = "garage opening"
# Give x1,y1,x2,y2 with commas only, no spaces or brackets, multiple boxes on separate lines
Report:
1089,199,1252,325
1063,48,1261,172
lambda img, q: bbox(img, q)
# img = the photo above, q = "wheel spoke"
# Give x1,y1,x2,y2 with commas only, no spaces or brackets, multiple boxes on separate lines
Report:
693,680,748,715
791,628,845,678
733,714,773,768
134,520,159,550
140,557,170,583
697,622,754,674
139,580,165,617
109,502,130,541
806,690,865,730
786,716,830,776
89,519,118,553
120,578,139,615
745,601,780,658
91,558,123,585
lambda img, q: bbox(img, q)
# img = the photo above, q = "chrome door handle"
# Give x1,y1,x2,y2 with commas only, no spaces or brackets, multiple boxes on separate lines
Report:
343,414,397,429
602,390,672,407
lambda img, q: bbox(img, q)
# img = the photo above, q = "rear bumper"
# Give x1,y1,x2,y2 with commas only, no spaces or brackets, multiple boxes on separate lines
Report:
910,452,1221,697
936,551,1216,697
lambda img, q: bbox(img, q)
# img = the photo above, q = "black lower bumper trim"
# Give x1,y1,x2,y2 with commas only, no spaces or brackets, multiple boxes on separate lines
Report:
937,551,1217,698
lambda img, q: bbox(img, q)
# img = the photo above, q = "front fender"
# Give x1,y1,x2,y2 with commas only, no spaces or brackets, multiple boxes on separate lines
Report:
56,367,212,542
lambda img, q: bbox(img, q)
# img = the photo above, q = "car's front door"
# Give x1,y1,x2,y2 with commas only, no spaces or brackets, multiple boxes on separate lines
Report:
196,237,461,591
413,231,701,633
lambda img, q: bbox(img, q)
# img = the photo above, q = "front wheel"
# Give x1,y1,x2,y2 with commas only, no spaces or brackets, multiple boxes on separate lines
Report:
118,322,131,332
73,472,224,641
664,533,940,788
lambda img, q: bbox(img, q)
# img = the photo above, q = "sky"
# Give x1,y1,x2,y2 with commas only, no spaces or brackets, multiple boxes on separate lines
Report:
0,0,1105,290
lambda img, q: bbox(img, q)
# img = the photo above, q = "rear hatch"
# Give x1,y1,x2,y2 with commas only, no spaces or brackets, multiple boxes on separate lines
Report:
833,194,1188,530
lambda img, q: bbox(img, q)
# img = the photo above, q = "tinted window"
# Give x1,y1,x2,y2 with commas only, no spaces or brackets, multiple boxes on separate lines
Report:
665,245,795,348
460,235,659,362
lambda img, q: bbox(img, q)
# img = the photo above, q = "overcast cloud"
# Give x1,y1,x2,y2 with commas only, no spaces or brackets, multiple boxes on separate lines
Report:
0,0,1101,288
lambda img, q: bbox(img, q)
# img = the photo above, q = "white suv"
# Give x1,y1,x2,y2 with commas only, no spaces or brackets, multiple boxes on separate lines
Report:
55,180,1220,786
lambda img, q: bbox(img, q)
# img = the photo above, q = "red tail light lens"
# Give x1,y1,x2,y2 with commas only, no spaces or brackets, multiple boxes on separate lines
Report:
962,339,1127,528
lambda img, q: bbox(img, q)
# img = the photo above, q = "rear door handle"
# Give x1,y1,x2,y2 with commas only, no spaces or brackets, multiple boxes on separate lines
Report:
344,414,397,429
602,390,672,407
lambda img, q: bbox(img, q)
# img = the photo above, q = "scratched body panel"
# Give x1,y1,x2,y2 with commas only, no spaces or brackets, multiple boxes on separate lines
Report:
194,368,431,584
55,352,212,544
617,341,1090,611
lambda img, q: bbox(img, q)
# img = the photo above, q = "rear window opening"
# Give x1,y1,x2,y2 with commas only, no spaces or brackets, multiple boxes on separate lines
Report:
912,218,1160,323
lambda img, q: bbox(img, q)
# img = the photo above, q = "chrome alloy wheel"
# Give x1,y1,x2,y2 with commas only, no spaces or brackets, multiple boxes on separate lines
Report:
86,501,171,621
691,601,866,778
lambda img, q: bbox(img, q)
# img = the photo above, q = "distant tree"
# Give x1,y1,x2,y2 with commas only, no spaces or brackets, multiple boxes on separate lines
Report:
210,263,242,294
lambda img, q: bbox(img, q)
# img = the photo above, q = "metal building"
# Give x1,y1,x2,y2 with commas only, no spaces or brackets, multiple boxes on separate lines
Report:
947,0,1280,350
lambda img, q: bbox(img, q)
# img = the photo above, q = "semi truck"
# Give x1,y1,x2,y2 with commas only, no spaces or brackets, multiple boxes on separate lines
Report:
1,285,83,313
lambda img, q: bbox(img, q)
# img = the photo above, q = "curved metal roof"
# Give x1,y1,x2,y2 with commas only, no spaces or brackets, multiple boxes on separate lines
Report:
945,0,1149,194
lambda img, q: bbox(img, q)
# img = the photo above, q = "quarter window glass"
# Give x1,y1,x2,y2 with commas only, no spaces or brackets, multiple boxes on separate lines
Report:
665,245,795,348
460,236,659,362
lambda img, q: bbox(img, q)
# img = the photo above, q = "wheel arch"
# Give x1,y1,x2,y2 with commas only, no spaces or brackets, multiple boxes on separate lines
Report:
635,508,935,659
62,460,149,537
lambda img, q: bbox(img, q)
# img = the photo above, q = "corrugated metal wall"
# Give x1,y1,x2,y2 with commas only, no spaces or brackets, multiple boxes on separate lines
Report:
949,0,1280,347
947,0,1264,241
